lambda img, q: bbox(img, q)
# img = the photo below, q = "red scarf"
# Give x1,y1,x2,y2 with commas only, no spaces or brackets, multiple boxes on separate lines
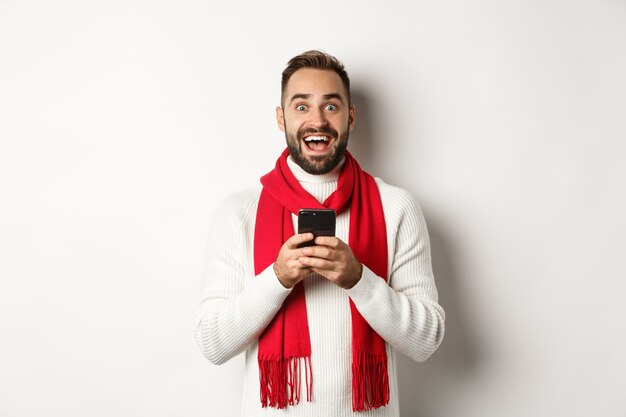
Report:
254,149,389,412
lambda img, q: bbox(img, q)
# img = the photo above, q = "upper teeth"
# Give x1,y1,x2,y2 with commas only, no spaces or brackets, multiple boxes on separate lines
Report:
304,136,329,142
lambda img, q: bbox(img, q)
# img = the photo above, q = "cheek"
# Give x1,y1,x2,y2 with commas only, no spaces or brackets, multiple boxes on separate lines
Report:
283,113,301,128
332,115,350,129
287,121,301,134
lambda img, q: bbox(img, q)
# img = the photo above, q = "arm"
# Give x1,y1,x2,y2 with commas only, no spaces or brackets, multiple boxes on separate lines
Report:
345,185,445,362
194,192,292,365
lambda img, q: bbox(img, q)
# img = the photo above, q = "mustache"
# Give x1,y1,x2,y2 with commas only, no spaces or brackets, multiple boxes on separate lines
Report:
297,126,338,140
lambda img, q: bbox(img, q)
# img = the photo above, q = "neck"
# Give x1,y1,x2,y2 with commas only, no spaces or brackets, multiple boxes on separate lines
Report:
286,156,345,203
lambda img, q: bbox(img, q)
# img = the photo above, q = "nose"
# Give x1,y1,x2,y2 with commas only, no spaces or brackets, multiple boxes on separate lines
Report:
309,107,328,128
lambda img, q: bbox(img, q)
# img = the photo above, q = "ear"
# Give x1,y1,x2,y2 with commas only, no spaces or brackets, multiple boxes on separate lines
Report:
348,105,356,131
276,106,285,132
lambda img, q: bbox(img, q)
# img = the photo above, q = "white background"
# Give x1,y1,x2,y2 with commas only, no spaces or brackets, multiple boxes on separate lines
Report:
1,1,625,416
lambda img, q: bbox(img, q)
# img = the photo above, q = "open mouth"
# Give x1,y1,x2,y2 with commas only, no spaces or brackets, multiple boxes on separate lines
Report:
303,135,332,152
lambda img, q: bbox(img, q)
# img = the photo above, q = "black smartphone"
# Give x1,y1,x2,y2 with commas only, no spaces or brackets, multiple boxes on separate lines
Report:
297,208,336,247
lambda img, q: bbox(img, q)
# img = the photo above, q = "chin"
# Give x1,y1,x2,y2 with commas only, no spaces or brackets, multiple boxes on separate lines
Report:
299,151,344,175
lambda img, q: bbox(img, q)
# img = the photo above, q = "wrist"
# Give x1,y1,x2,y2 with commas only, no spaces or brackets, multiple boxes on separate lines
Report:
273,263,294,289
342,262,363,290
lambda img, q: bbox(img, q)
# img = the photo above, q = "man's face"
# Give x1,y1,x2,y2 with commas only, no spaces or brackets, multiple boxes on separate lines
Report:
276,68,355,175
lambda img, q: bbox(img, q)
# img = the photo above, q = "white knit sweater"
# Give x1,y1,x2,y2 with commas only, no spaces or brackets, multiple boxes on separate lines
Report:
195,157,445,417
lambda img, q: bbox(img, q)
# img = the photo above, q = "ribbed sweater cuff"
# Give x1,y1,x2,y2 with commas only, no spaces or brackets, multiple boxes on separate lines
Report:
250,264,293,308
344,265,385,307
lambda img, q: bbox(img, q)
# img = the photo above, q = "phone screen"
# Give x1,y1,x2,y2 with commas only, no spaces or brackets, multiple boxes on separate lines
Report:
297,208,336,247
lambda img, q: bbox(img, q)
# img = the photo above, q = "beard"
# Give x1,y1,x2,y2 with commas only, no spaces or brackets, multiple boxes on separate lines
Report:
285,124,349,175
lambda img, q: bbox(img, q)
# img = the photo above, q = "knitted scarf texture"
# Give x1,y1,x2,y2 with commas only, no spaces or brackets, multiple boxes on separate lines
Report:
254,149,389,412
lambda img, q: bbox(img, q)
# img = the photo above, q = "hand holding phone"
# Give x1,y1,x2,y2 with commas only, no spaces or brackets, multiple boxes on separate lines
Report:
296,208,362,289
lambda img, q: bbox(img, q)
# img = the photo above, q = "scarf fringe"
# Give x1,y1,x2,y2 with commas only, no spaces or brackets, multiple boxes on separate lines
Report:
259,355,312,409
352,349,390,412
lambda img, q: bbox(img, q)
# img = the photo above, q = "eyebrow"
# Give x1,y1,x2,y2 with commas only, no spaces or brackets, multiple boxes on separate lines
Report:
288,93,345,104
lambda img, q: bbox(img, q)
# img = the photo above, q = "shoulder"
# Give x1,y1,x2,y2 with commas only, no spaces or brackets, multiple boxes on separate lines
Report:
374,177,421,216
373,177,428,236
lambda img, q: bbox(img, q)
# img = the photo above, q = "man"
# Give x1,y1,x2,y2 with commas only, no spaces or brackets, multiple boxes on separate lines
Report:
195,50,445,416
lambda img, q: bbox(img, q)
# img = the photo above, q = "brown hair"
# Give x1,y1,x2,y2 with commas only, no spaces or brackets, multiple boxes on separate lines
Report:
281,50,351,106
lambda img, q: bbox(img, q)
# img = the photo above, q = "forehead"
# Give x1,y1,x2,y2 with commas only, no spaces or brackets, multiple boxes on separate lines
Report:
284,68,348,101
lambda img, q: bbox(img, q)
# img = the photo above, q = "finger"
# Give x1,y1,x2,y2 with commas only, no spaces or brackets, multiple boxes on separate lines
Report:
310,267,338,282
301,246,333,260
286,233,315,249
299,256,333,270
314,236,341,248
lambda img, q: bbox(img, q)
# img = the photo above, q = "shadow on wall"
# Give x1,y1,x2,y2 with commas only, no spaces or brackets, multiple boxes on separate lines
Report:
348,89,382,174
350,87,482,416
397,220,482,416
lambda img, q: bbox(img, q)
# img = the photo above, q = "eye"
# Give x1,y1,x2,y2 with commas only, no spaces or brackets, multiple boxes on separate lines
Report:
325,104,338,111
296,104,307,111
